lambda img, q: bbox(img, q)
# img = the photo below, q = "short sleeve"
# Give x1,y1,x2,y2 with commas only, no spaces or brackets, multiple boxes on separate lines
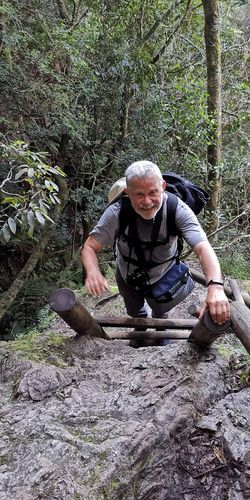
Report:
175,199,208,248
89,201,121,247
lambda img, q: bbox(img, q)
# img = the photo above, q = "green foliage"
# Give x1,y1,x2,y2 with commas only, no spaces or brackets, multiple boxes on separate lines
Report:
0,455,11,466
128,75,211,176
220,254,250,280
4,275,56,338
71,185,107,226
0,141,66,243
0,0,249,339
233,0,250,5
220,1,250,182
8,302,68,365
57,268,84,290
1,0,248,201
36,305,56,330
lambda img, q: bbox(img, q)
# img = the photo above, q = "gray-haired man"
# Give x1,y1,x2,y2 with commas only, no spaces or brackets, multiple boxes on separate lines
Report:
82,161,230,340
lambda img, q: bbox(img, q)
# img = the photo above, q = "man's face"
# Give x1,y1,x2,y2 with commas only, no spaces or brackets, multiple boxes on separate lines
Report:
125,175,166,220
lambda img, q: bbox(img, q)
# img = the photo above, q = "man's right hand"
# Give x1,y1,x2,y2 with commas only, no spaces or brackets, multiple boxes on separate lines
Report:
81,236,109,297
85,271,109,297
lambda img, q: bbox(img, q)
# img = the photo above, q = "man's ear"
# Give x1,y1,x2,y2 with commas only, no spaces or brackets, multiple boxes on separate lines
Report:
124,187,128,194
162,180,166,191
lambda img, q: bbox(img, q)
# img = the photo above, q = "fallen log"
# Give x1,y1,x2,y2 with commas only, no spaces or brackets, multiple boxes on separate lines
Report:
188,306,231,347
190,267,250,308
49,288,109,339
94,293,120,308
93,316,197,329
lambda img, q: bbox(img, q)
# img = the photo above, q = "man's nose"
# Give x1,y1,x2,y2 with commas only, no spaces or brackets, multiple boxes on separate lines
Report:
143,195,152,205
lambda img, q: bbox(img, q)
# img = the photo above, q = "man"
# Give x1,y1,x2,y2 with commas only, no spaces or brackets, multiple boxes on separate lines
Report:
81,161,230,340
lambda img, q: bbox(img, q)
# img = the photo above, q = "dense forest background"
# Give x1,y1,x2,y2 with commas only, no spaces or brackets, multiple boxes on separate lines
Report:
0,0,249,338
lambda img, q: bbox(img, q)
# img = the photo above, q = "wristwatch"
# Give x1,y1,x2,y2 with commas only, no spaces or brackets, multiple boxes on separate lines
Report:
206,279,224,287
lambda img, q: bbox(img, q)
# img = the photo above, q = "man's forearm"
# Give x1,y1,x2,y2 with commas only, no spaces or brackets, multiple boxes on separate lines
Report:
81,237,108,295
81,245,100,276
193,240,230,324
193,241,222,284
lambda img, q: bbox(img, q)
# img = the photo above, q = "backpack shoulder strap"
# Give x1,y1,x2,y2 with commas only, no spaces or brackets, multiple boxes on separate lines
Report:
117,197,147,270
166,192,183,261
166,192,179,236
118,196,135,238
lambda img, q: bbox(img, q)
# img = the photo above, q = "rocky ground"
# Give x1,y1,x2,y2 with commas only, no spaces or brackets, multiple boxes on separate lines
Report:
0,268,249,500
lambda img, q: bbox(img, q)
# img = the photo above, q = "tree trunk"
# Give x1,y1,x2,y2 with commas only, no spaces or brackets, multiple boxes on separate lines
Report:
202,0,222,233
55,0,69,21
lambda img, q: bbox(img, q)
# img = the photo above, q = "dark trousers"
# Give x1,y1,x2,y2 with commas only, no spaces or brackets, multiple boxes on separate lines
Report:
116,268,195,319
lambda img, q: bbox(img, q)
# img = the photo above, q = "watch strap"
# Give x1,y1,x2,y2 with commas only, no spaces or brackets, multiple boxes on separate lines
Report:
206,279,224,287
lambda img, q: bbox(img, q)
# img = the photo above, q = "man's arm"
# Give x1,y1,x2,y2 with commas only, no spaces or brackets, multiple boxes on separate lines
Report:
193,240,230,325
81,235,109,296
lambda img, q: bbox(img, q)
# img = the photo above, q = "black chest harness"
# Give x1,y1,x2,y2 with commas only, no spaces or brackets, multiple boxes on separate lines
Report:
116,194,183,279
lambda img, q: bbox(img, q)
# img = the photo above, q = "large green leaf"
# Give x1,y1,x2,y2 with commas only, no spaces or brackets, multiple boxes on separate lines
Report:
7,217,17,234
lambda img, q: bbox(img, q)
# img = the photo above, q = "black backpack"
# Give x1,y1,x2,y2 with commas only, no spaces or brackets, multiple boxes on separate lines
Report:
162,172,209,237
116,172,209,267
162,172,209,215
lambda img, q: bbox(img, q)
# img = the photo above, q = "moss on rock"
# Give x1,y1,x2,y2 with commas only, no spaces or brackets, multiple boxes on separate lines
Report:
9,329,72,367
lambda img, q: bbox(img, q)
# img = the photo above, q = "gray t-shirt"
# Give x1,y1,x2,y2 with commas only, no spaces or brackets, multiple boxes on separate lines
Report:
90,193,207,284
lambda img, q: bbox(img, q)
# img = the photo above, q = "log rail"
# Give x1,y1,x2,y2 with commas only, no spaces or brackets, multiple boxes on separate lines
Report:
190,268,250,308
49,279,250,354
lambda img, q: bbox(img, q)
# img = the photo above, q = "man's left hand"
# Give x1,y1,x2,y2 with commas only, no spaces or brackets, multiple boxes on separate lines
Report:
199,285,230,325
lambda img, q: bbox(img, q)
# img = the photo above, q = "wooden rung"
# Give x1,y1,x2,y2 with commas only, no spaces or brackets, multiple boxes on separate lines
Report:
107,329,190,340
94,316,197,329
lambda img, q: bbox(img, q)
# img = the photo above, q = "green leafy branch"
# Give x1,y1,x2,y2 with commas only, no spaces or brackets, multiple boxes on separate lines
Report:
0,140,66,243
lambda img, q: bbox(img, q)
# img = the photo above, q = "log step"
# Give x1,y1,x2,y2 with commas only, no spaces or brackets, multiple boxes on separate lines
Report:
94,316,197,329
107,329,190,340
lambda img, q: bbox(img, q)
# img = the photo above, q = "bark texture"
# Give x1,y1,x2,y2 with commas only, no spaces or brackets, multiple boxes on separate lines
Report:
94,316,197,329
202,0,222,232
230,301,250,354
188,310,231,346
